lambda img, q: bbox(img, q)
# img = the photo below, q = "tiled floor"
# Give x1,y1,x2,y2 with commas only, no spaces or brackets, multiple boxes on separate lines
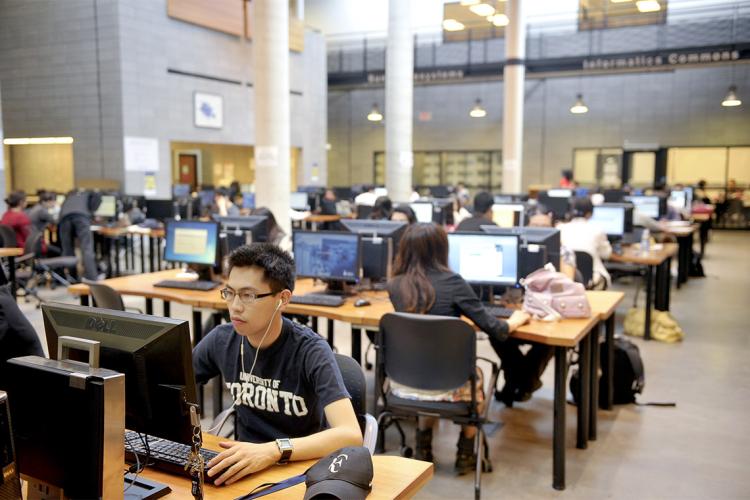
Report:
20,230,750,499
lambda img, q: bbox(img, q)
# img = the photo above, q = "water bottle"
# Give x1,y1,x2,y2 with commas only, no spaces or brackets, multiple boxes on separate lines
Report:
640,228,650,255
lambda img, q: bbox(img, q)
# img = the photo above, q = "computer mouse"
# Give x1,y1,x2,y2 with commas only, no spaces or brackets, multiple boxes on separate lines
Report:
354,299,371,307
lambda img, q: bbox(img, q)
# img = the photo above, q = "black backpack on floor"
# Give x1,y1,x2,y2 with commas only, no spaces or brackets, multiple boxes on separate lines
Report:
570,337,645,407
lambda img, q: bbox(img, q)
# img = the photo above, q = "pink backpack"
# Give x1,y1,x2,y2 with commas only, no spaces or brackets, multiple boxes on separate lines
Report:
522,264,592,321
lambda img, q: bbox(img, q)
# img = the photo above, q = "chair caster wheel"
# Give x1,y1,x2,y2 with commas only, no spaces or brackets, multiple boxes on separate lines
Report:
365,362,373,370
400,446,413,458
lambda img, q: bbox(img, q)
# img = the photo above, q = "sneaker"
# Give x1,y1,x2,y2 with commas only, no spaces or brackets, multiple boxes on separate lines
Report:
454,433,476,475
514,379,544,402
414,428,433,462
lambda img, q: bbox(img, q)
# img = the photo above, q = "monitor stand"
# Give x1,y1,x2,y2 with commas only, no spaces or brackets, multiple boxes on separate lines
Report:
123,473,171,499
187,264,217,283
320,280,357,296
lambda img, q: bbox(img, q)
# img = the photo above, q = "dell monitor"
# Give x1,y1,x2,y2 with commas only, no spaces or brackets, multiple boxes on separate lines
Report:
198,189,215,208
410,202,434,223
145,199,176,221
481,226,562,271
42,303,198,446
94,194,117,219
172,183,191,199
293,231,361,287
164,219,219,269
603,189,626,203
290,192,310,211
494,194,527,204
447,233,519,286
625,195,662,219
340,220,407,283
432,198,455,226
429,185,451,198
242,192,256,209
491,203,525,228
591,205,627,237
213,215,270,259
537,192,571,220
340,219,407,238
332,187,354,201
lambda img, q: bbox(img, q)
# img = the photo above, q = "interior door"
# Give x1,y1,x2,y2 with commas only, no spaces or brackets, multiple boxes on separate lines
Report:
178,154,198,190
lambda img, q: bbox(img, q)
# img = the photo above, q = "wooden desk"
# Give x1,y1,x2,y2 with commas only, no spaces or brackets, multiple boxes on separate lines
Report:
303,214,341,231
93,226,165,277
609,243,677,341
0,247,24,299
139,435,432,499
663,223,698,288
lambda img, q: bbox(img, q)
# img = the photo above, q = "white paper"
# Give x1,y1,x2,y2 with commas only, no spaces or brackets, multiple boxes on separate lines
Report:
256,146,279,168
124,137,159,172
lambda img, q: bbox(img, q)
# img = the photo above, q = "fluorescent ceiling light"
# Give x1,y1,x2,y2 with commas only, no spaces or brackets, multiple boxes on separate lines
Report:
367,104,383,122
610,0,633,3
570,94,589,114
442,19,465,31
469,3,496,17
3,137,74,145
460,0,480,5
636,1,661,12
488,14,509,26
469,99,487,118
721,86,742,107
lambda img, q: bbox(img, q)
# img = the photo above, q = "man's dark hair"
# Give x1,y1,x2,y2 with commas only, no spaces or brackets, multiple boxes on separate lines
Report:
4,191,26,208
472,191,494,215
228,243,295,292
572,197,594,217
39,191,56,203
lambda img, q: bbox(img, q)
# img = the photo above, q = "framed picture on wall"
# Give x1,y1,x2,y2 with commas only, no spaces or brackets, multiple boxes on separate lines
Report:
194,92,223,129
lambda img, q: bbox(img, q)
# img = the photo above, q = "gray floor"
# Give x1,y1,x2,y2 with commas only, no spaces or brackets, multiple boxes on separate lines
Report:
21,231,750,499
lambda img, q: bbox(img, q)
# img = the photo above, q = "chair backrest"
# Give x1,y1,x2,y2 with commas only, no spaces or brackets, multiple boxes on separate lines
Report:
0,225,17,248
378,312,476,392
24,231,44,257
334,353,366,415
82,279,126,311
574,250,594,289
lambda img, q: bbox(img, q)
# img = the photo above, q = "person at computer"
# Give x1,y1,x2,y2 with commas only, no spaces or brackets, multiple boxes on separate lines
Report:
354,185,377,207
58,189,102,281
455,191,495,232
215,188,241,217
26,191,61,257
1,191,32,248
387,223,531,473
192,244,361,486
318,189,338,216
390,205,417,224
558,197,612,289
370,196,393,220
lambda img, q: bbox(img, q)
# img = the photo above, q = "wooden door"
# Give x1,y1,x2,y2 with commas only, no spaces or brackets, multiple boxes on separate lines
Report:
178,154,198,190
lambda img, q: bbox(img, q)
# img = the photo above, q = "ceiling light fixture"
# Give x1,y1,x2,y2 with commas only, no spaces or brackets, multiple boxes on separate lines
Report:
367,104,383,122
469,99,487,118
635,0,661,12
469,3,496,17
3,137,74,145
460,0,480,5
570,94,589,114
610,0,633,3
442,18,465,31
487,14,509,26
721,85,742,107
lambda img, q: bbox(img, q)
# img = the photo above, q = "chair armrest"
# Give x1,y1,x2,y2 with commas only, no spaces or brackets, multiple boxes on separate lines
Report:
361,413,378,455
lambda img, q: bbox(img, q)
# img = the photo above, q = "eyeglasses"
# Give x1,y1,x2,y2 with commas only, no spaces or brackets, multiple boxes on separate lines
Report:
220,288,276,305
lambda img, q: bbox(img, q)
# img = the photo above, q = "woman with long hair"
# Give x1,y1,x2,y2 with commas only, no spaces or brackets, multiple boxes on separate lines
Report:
387,223,530,473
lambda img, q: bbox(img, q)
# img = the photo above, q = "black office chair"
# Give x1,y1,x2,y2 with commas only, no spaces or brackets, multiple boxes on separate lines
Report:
82,279,143,314
211,353,378,453
374,312,500,500
573,250,594,289
25,232,78,288
0,225,17,248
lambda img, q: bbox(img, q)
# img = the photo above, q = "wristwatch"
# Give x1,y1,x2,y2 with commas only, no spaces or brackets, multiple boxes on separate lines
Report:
275,438,293,464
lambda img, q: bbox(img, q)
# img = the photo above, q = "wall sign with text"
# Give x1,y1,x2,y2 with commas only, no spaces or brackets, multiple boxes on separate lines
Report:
194,92,223,129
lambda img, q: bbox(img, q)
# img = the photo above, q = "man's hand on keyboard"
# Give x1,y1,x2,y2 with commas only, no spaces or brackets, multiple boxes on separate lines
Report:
206,440,279,486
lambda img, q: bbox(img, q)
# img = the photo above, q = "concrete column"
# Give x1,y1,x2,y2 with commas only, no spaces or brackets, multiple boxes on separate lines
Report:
301,29,327,187
502,0,526,194
0,84,6,213
385,0,413,203
253,0,291,238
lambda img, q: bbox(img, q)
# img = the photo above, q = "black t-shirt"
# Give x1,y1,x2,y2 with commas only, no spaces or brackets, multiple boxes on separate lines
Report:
455,215,496,232
192,318,349,443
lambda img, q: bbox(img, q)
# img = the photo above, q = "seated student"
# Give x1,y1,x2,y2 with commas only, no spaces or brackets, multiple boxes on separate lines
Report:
26,191,61,256
451,193,472,227
370,196,393,220
387,223,530,473
318,189,338,216
215,188,241,217
1,191,31,248
354,185,377,207
390,205,417,224
455,191,495,232
192,244,361,486
558,197,612,289
0,282,45,390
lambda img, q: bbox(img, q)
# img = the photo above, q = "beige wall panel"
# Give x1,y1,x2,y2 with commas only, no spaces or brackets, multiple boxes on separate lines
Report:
167,0,244,37
667,147,727,185
727,147,750,184
9,144,74,193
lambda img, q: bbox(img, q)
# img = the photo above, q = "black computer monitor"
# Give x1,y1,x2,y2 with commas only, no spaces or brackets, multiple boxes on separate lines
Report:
198,189,215,207
491,203,525,228
429,185,451,198
164,219,219,267
340,220,407,282
213,215,269,246
494,193,527,204
332,187,354,201
591,204,633,238
94,194,118,219
603,189,626,203
447,233,519,286
625,195,663,219
172,183,191,199
145,199,176,221
293,231,361,286
42,303,198,445
537,192,571,220
356,205,373,219
290,192,310,211
410,202,434,223
481,226,562,271
431,198,454,225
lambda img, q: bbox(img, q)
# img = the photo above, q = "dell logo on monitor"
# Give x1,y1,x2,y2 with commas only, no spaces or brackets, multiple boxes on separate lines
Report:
85,317,116,333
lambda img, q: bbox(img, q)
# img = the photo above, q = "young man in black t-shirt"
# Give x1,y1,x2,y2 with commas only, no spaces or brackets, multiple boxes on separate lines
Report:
192,244,361,486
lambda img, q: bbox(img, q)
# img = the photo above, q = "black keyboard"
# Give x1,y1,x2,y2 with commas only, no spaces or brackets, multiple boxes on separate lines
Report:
290,293,345,307
153,279,219,291
124,430,219,477
484,305,515,318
